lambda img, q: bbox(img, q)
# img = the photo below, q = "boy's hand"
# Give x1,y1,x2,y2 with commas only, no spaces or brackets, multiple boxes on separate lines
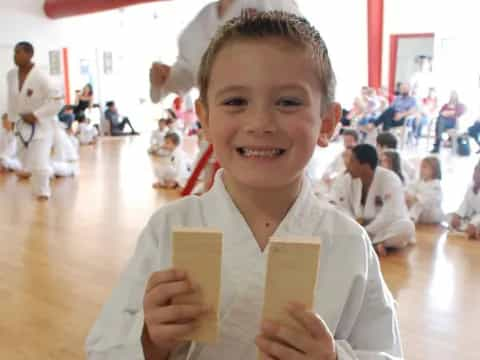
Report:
466,224,477,239
451,214,461,230
143,269,209,353
256,303,336,360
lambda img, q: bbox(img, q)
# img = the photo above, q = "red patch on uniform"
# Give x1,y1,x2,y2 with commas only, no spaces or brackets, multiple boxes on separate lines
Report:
27,89,33,97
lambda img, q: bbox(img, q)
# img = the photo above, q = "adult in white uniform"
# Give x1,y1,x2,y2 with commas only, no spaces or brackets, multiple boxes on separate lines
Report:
332,144,415,257
149,0,300,103
7,42,63,199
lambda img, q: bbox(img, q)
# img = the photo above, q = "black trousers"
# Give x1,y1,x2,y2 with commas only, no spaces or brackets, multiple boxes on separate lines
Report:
374,107,405,131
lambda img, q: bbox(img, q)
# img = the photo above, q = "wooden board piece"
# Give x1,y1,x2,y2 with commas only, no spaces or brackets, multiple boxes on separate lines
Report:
258,237,321,360
171,228,223,343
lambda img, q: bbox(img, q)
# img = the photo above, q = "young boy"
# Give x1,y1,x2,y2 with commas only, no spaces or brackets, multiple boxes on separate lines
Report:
87,12,402,359
77,113,99,145
0,113,21,172
148,118,169,156
152,132,191,189
449,160,480,239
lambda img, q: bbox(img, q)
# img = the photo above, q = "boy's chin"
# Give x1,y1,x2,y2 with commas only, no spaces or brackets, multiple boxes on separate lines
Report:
225,169,302,191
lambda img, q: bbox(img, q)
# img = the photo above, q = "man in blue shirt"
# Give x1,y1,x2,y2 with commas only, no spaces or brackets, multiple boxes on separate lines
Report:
373,83,417,131
104,101,139,136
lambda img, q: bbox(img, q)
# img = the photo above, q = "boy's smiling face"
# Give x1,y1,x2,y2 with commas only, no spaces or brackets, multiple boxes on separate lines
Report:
197,37,338,190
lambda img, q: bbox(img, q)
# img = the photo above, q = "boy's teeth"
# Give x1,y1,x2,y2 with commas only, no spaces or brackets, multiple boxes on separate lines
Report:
241,148,283,158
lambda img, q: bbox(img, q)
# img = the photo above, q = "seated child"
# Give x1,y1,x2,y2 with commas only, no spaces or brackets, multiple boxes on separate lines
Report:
152,132,191,189
0,113,21,172
379,149,405,185
406,156,443,224
86,12,402,360
77,113,99,145
449,160,480,239
51,123,80,177
148,118,169,156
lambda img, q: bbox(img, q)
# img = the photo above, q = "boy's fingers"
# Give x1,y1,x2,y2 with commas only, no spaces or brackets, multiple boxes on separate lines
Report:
261,321,311,354
147,280,194,306
150,322,198,342
145,269,187,293
152,304,209,324
287,303,332,341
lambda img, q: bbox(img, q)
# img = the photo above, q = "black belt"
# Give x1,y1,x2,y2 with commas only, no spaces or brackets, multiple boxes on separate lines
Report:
15,120,36,148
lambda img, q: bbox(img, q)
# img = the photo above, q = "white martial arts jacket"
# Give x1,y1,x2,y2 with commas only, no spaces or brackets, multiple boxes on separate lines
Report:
7,65,63,141
86,171,403,360
150,0,300,103
406,179,443,222
331,167,411,236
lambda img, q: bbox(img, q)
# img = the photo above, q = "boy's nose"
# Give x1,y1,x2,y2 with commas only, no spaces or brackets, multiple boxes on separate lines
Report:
244,107,277,134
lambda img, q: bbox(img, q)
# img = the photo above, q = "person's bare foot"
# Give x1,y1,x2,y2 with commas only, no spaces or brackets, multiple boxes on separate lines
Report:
152,182,164,189
16,171,31,180
375,243,387,257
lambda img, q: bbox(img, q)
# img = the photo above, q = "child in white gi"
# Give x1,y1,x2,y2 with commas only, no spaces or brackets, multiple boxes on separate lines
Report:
77,113,98,145
0,114,21,172
152,132,191,189
148,118,169,156
449,160,480,239
406,156,444,224
87,12,402,360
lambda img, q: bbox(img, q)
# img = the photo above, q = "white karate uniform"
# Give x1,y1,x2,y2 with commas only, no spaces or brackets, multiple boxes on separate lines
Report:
148,128,168,156
406,179,444,224
0,128,21,171
321,151,346,181
7,66,63,197
78,122,99,145
331,167,415,248
154,147,192,188
450,185,480,230
150,0,300,102
51,124,79,177
86,171,402,359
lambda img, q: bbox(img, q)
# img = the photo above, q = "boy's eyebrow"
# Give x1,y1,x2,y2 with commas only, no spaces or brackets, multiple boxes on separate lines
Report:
214,83,311,100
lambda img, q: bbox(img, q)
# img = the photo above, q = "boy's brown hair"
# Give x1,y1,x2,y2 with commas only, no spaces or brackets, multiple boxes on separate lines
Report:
422,156,442,180
197,11,336,114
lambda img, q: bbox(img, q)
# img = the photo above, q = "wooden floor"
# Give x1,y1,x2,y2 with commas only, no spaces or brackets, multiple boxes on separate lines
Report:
1,136,479,360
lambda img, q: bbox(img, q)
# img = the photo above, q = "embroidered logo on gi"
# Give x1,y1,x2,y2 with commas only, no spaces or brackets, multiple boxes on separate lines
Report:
374,196,384,207
27,89,33,97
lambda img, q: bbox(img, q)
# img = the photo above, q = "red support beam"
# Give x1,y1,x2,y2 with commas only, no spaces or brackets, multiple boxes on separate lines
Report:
44,0,171,19
367,0,384,89
62,47,71,105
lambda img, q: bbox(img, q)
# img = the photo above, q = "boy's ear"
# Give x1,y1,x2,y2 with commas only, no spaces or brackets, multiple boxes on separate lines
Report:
317,102,341,147
195,99,211,142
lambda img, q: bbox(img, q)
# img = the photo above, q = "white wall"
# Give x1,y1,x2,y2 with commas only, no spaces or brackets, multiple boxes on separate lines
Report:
298,0,368,106
383,0,480,114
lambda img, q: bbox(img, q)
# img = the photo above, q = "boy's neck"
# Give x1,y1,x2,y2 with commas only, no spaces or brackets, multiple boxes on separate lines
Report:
222,171,303,251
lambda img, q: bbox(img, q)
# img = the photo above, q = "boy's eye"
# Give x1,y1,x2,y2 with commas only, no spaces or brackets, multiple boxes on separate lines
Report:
222,97,248,106
276,98,303,107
